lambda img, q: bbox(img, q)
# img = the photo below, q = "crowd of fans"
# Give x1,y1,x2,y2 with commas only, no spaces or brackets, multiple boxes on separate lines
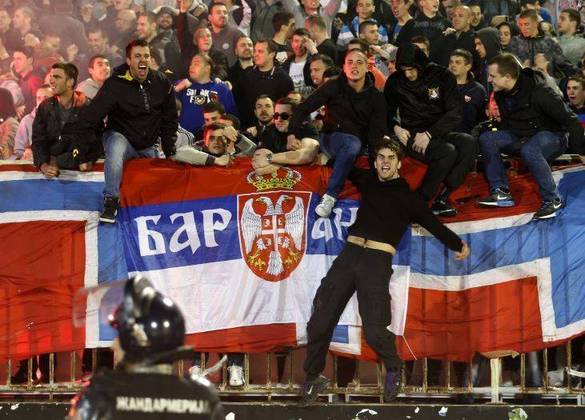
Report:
1,0,585,391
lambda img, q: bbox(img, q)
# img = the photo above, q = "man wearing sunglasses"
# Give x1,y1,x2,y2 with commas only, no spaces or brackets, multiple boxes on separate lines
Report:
252,97,320,174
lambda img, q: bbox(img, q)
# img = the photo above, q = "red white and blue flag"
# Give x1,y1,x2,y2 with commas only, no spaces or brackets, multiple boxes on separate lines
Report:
1,159,584,362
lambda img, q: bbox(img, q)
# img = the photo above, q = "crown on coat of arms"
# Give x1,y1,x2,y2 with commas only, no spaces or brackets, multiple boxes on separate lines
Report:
247,167,302,191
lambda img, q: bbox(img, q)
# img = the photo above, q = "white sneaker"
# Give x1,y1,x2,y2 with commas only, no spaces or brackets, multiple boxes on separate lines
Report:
228,364,245,387
315,194,336,218
547,368,565,387
189,364,202,380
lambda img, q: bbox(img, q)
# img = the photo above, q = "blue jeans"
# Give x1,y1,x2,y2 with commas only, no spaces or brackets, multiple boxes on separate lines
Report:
319,132,361,198
103,130,158,197
479,130,566,202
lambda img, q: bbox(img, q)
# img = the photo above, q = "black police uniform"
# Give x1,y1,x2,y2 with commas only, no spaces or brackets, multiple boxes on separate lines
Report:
68,276,224,420
71,368,223,420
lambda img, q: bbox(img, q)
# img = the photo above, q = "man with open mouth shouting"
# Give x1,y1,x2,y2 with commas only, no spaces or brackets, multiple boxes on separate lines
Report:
299,137,470,406
73,39,178,223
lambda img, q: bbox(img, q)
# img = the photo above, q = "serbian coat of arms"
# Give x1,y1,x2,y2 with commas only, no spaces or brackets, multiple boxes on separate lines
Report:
238,191,310,282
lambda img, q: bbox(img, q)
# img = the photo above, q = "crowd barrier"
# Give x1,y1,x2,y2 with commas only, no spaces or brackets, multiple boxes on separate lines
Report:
1,158,584,405
1,346,584,405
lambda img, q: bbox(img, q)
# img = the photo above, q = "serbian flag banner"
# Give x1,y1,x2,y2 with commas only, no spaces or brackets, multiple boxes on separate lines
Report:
1,159,584,362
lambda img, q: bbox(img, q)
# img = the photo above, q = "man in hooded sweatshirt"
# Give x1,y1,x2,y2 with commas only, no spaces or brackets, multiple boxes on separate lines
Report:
474,26,501,94
384,43,477,217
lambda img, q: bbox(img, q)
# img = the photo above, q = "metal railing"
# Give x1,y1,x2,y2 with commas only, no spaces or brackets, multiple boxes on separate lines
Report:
3,340,584,404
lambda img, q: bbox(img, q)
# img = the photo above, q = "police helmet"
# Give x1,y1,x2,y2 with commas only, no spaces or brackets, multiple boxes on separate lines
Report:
109,276,185,363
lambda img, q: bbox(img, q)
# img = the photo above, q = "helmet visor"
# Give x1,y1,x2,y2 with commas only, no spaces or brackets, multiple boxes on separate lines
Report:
72,279,128,341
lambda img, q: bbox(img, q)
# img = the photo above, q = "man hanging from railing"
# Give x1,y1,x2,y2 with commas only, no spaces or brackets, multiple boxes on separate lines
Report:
299,137,470,406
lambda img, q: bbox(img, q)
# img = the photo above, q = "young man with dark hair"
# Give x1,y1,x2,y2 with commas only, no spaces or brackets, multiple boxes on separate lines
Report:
448,49,487,134
208,2,244,66
557,8,585,67
469,2,487,30
252,96,319,170
508,9,574,76
228,35,254,87
77,55,111,100
172,121,233,167
566,75,585,132
237,39,294,127
389,0,413,44
75,39,178,223
410,35,430,57
474,27,501,93
396,0,451,62
477,53,584,219
309,54,334,87
282,28,318,97
32,63,97,177
87,28,124,67
271,11,295,62
136,12,182,76
245,94,274,142
300,137,470,406
337,0,389,48
12,46,44,115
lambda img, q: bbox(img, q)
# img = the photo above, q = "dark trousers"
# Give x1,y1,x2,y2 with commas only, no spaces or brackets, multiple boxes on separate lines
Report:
304,243,401,379
406,132,478,201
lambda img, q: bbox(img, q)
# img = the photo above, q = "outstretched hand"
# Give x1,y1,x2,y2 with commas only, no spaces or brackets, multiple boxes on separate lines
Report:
454,241,470,260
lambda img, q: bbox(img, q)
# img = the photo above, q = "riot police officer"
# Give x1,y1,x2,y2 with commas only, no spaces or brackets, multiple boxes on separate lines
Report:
68,276,224,419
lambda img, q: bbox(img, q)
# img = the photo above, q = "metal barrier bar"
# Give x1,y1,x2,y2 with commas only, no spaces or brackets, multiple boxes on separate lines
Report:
1,343,583,404
490,358,500,403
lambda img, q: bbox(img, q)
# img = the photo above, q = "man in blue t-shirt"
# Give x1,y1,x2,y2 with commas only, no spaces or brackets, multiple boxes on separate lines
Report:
175,53,238,135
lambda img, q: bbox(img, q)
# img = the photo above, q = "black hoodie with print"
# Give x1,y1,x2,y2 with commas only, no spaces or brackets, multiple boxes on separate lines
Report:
384,43,463,139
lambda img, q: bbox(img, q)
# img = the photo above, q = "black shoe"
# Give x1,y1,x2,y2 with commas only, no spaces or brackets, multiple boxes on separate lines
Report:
100,196,119,224
431,199,457,217
10,364,30,384
384,370,401,402
477,187,515,207
532,198,563,220
299,375,329,407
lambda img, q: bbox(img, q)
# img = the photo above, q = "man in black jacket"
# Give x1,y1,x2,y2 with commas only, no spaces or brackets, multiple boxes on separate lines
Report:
448,49,487,134
288,49,388,218
32,62,98,178
75,39,178,223
384,43,477,216
477,53,584,220
236,39,294,128
395,0,451,63
299,137,470,406
252,96,319,172
436,5,479,74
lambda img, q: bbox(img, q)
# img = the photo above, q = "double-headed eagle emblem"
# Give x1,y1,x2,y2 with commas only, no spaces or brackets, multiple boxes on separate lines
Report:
240,195,305,277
